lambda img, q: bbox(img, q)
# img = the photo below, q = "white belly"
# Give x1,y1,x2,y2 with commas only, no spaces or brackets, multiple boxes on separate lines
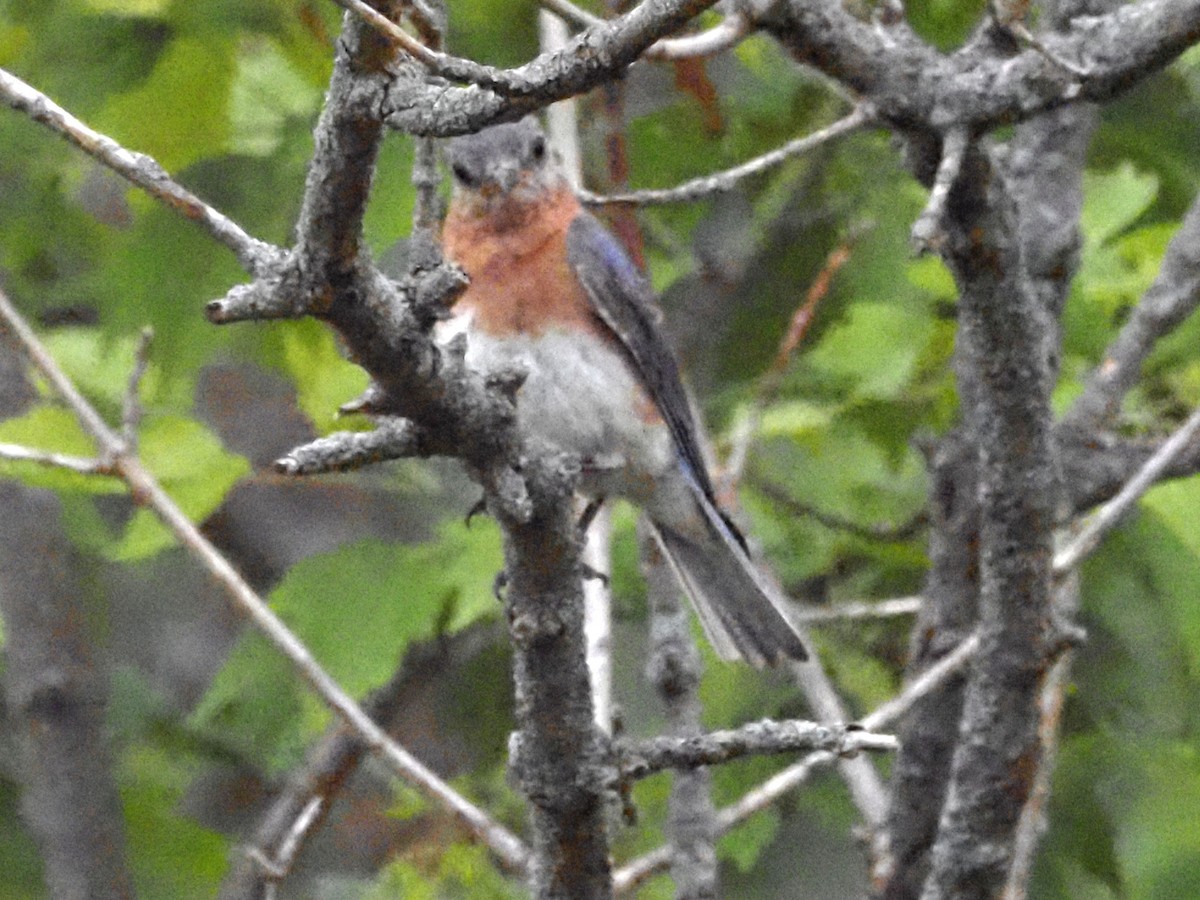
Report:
439,315,680,508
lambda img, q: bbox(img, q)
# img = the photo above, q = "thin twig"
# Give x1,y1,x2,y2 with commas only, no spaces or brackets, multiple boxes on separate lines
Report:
726,227,864,481
793,596,922,623
747,475,925,541
0,443,112,476
248,796,325,887
787,650,892,866
910,127,970,254
613,632,981,894
1053,404,1200,574
334,0,724,97
0,67,274,273
121,326,153,452
538,0,749,59
1003,20,1091,79
581,106,874,207
648,12,750,59
0,287,529,874
1002,575,1079,899
540,0,604,29
1066,193,1200,428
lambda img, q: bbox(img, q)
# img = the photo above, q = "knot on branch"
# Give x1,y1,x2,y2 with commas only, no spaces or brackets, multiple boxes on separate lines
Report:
406,261,470,328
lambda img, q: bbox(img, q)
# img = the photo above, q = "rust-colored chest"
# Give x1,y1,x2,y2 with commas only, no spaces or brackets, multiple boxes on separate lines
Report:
442,187,603,338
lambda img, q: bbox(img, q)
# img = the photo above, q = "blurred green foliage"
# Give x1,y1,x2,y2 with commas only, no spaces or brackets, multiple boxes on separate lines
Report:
0,0,1199,897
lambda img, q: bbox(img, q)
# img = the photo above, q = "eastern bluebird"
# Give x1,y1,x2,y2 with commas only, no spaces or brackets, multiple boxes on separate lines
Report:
441,119,807,667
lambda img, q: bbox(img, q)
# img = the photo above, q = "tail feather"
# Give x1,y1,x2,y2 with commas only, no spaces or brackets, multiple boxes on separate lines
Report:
650,495,808,668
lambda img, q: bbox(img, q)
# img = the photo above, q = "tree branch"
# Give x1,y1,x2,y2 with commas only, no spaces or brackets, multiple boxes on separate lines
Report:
1066,192,1200,428
619,720,897,780
917,143,1058,900
0,67,277,274
0,483,136,900
613,633,980,894
383,0,723,135
758,0,1200,133
641,522,718,896
0,285,530,874
580,105,873,207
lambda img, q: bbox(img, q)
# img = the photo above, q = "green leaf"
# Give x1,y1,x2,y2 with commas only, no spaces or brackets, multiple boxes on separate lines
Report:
121,746,227,899
806,302,935,400
1140,479,1200,670
111,415,250,560
905,255,958,300
0,781,44,900
189,630,306,772
274,319,370,434
97,37,235,172
1118,744,1200,900
1081,163,1159,250
39,327,185,413
229,37,322,158
269,522,503,697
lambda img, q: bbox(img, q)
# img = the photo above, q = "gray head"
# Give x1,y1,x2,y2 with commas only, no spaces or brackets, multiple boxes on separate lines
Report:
444,119,558,202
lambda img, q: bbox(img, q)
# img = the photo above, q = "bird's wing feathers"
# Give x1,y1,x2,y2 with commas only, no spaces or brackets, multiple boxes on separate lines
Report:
568,211,809,666
566,211,716,500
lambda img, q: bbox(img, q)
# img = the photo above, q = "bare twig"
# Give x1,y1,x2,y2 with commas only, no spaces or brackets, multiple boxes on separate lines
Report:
1002,19,1091,79
539,0,750,59
0,443,111,476
581,106,874,206
0,67,275,273
120,326,153,452
1067,194,1200,428
274,420,427,475
911,127,970,254
641,519,717,895
748,476,925,541
246,796,324,885
794,596,922,623
1002,575,1079,899
613,632,980,893
336,0,722,97
540,0,604,29
788,651,892,868
1054,403,1200,574
618,720,897,780
582,506,614,732
0,287,529,874
726,226,864,481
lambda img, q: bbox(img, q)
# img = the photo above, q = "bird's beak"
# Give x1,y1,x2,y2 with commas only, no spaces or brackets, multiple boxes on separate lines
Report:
493,160,522,193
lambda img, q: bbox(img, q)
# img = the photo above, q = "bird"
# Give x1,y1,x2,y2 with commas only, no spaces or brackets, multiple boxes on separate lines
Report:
439,118,807,667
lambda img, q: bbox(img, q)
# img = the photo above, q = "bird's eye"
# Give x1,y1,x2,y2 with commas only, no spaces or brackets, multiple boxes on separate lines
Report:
451,162,476,186
531,136,546,162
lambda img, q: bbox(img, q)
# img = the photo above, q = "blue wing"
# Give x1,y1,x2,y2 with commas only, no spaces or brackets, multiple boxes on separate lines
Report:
566,211,718,503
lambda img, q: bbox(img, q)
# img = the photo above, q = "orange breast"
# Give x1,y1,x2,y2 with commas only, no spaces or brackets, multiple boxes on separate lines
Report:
443,186,604,338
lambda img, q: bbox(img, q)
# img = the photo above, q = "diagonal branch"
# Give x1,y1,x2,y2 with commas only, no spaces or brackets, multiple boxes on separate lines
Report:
379,0,722,134
0,285,530,874
0,67,277,274
1054,403,1200,574
1066,192,1200,428
581,106,874,206
613,633,981,894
